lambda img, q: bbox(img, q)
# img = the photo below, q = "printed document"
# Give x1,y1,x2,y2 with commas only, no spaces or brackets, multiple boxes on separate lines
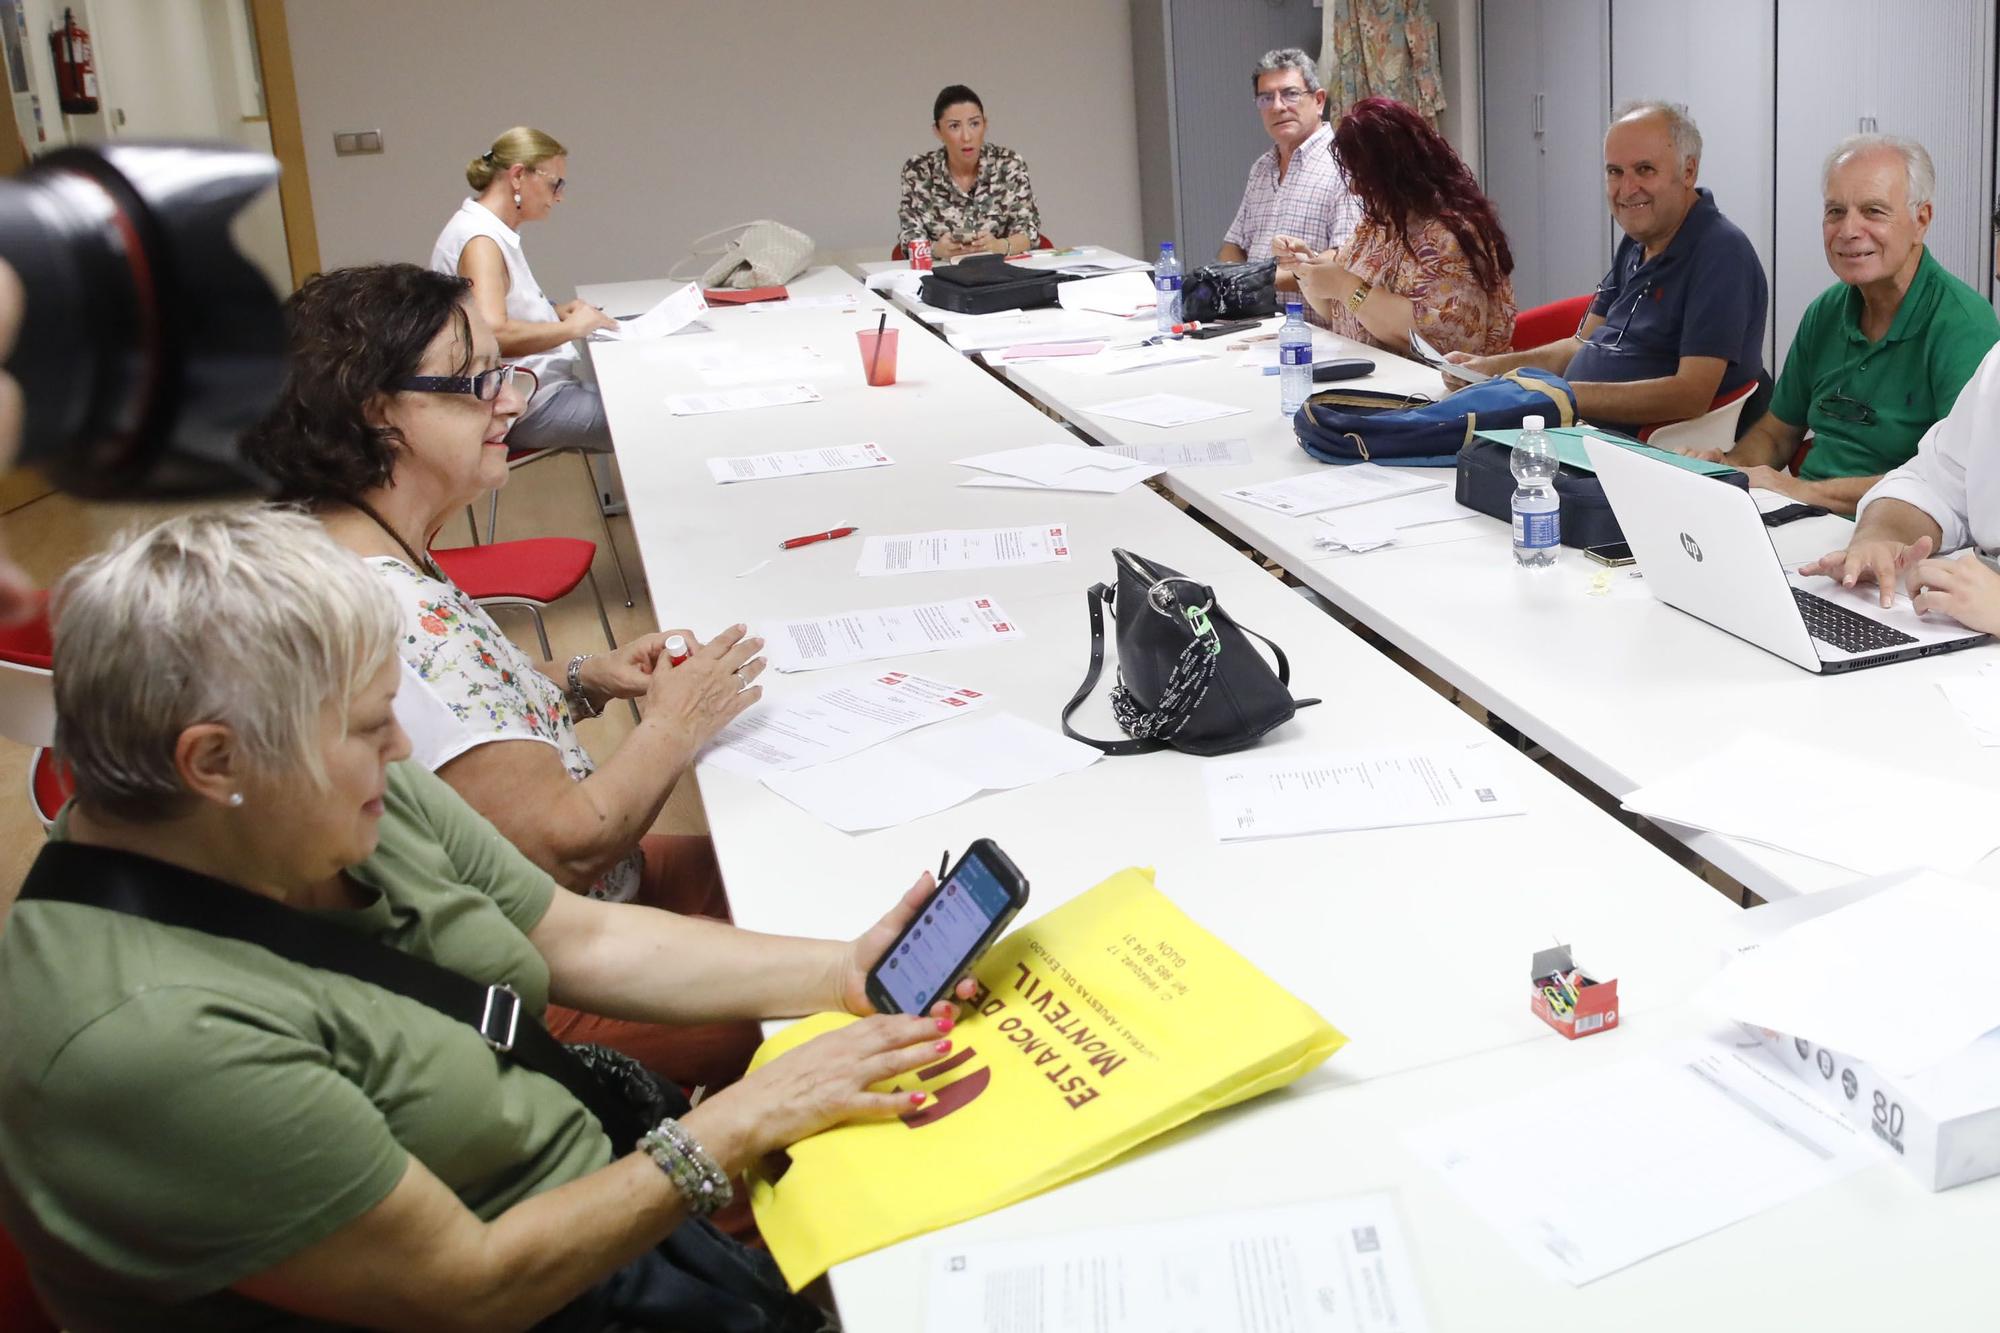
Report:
761,713,1098,832
1055,270,1158,317
1701,869,2000,1077
956,443,1163,493
922,1194,1430,1333
1086,393,1248,429
665,384,821,416
1405,1037,1874,1285
1311,490,1484,556
998,341,1107,361
1204,744,1523,842
1070,342,1215,376
1104,437,1253,468
857,523,1070,577
1408,327,1489,383
1009,245,1150,274
594,281,707,340
708,442,892,484
699,671,985,779
1619,733,2000,874
757,595,1023,673
1223,464,1446,517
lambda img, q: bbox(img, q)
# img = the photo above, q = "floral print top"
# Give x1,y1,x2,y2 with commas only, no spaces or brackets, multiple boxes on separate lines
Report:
369,556,640,902
1322,213,1516,357
897,143,1041,248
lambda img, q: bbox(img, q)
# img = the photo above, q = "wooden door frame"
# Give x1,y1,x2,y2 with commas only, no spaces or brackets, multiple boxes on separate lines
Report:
246,0,319,286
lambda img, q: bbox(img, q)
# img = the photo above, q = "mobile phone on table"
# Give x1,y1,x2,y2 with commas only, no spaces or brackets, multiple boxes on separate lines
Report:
864,839,1030,1016
1312,358,1375,383
1760,501,1828,527
1584,541,1635,567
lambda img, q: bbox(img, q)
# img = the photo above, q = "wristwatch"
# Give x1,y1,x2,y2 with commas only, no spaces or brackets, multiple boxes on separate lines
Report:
565,653,603,720
1347,280,1373,314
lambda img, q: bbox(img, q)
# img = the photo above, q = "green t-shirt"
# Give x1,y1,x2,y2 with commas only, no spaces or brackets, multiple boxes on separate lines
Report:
1769,247,2000,481
0,762,611,1332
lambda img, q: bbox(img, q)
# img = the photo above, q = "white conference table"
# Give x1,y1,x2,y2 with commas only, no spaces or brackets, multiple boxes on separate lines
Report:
935,288,2000,903
575,267,1996,1330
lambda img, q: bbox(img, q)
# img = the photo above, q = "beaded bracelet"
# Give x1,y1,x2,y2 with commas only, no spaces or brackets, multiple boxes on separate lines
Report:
639,1117,733,1216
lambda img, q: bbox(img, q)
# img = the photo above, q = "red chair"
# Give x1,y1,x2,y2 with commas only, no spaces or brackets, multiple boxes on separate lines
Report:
477,446,635,609
890,233,1055,262
0,1221,57,1333
0,591,68,829
1509,293,1595,351
429,538,636,722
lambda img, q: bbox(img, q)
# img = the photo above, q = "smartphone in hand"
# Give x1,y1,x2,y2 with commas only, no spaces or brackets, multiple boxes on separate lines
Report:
865,840,1030,1016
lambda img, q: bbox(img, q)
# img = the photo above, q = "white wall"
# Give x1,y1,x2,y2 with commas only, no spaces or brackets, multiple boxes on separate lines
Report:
284,0,1145,294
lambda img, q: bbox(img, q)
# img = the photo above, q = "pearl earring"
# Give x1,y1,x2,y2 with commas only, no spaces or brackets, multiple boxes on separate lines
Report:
512,190,522,208
227,793,244,807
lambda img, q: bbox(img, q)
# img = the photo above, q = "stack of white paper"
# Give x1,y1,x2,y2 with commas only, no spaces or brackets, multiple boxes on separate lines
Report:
1008,245,1150,274
756,595,1023,673
923,1195,1430,1333
700,671,986,779
955,443,1164,493
762,713,1099,832
706,442,892,484
1312,488,1485,555
1223,464,1446,517
1086,393,1249,429
1936,662,2000,746
1701,869,2000,1076
664,384,821,416
1620,734,2000,874
856,523,1070,576
1405,1037,1875,1286
1055,270,1158,317
593,282,707,341
1104,438,1253,468
1203,744,1523,842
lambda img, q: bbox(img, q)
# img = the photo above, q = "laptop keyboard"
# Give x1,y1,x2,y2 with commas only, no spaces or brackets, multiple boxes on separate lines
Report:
1791,586,1917,653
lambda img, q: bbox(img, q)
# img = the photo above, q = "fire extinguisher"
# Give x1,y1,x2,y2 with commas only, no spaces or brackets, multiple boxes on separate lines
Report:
48,7,98,116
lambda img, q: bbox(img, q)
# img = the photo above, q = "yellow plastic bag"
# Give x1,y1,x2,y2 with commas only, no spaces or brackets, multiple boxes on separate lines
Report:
746,867,1346,1286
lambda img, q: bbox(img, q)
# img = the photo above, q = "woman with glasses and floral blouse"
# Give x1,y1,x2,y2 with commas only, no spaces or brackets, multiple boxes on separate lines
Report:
243,263,764,1094
430,126,618,454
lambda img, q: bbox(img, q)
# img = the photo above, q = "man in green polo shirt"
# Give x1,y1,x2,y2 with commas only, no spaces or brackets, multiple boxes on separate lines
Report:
1702,134,1999,514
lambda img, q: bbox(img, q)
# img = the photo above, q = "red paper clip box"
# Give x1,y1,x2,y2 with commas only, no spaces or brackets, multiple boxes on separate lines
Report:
1530,944,1618,1040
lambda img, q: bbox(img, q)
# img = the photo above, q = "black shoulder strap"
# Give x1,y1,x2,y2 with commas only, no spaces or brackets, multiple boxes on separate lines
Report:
1060,581,1164,757
19,841,649,1147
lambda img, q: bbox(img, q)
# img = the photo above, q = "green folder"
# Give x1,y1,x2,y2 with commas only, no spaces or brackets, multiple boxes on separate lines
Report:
1473,424,1739,478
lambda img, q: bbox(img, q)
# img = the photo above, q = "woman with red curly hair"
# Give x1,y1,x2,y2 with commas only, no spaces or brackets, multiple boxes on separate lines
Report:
1278,97,1516,356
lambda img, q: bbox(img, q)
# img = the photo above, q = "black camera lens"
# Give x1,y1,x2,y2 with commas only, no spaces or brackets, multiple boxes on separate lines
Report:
0,141,284,498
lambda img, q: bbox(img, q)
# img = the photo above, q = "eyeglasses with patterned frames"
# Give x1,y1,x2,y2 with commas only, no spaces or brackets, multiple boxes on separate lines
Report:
397,364,539,403
1254,87,1313,109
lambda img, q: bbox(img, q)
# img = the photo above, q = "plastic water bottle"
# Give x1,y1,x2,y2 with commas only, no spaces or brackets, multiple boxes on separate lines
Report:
1154,242,1182,334
1511,414,1561,568
1278,300,1312,415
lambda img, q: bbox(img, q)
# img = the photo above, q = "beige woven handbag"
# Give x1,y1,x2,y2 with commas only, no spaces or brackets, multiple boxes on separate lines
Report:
669,220,815,289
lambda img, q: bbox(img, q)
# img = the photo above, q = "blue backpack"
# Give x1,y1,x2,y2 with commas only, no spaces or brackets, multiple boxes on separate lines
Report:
1294,366,1579,467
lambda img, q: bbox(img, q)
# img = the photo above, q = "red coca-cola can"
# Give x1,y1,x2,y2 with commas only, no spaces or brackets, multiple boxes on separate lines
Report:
908,238,933,271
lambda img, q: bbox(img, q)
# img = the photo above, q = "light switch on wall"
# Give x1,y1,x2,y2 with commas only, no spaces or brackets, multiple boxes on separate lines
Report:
334,130,384,156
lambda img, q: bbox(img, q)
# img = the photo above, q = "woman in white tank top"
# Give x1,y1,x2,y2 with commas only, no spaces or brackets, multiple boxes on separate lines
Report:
430,126,618,453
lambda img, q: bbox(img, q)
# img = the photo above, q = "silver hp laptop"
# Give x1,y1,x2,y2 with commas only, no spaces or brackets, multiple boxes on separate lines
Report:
1584,438,1989,674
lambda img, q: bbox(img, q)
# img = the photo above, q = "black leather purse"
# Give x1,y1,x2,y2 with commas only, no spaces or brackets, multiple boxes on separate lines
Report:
1180,259,1278,323
1062,549,1316,756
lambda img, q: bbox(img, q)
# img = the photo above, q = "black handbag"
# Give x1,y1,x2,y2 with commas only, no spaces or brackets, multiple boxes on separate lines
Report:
17,842,822,1333
1062,549,1316,756
1181,259,1278,323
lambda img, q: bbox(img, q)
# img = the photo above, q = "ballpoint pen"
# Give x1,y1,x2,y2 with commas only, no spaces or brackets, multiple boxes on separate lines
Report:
778,525,858,550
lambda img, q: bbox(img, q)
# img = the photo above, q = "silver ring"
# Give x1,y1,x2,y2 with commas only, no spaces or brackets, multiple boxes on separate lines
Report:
734,668,749,691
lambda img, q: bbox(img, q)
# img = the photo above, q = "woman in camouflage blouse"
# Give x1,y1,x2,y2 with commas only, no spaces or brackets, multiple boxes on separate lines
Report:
897,84,1041,260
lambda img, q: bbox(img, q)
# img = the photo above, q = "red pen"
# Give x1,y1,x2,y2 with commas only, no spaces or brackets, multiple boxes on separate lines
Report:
779,525,858,550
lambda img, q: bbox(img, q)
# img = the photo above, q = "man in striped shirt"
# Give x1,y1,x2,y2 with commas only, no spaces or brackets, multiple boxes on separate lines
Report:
1220,47,1362,313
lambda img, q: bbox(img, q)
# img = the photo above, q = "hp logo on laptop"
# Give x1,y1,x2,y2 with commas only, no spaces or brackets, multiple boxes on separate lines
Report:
1679,532,1703,562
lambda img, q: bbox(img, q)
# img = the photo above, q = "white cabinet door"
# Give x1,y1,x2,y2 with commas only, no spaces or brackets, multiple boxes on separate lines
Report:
1775,0,1994,369
1539,0,1612,308
1611,0,1777,369
1482,0,1549,307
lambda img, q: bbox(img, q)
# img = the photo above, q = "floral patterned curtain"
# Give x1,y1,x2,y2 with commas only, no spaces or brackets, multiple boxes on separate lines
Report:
1318,0,1447,126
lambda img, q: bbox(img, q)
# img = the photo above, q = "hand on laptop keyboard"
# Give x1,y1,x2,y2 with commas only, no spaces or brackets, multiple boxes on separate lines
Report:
1798,533,1935,609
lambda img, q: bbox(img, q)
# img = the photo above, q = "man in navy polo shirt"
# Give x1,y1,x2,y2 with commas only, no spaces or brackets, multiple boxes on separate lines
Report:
1451,101,1767,433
